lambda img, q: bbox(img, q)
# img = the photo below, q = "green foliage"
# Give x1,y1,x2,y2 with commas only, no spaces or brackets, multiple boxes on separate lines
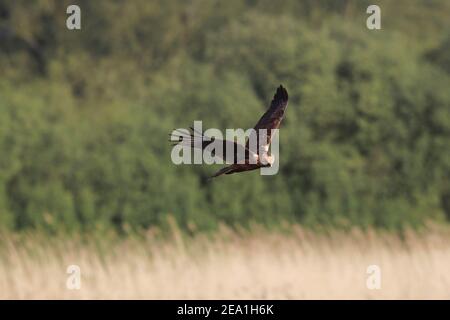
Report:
0,0,449,232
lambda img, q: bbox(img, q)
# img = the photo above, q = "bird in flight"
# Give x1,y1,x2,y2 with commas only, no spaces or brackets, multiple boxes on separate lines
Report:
170,85,289,178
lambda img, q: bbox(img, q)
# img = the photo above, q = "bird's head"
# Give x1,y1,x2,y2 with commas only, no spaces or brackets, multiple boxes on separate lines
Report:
261,153,275,167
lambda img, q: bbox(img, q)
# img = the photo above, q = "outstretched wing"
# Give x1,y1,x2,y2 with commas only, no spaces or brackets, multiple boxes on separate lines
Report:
246,85,289,152
170,127,253,164
210,163,262,179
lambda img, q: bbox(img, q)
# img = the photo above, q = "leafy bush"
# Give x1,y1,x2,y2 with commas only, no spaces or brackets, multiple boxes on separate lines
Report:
0,0,449,232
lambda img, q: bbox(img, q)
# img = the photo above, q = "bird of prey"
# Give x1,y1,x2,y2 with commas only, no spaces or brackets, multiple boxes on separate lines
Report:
170,85,289,178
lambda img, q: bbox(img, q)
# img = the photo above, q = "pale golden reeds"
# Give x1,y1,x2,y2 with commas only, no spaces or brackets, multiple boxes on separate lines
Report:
1,223,449,299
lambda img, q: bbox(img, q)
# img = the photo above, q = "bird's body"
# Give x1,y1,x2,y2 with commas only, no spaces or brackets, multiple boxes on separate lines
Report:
171,85,289,178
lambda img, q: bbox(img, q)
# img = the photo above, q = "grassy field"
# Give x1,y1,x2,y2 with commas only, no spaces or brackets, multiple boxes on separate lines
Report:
1,224,450,299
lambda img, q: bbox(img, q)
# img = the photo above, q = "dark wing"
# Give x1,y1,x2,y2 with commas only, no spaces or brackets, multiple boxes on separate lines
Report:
169,127,251,164
210,163,262,179
246,85,288,152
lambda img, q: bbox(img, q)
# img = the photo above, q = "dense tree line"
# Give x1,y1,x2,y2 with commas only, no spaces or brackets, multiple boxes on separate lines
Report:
0,0,449,232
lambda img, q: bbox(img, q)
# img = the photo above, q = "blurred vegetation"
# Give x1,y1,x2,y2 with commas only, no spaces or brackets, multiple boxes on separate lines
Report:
0,0,449,233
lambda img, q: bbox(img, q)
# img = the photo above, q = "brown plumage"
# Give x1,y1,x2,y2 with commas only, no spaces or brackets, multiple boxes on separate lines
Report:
170,85,289,178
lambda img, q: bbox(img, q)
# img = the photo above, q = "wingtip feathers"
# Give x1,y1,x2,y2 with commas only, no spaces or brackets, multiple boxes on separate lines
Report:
274,84,288,102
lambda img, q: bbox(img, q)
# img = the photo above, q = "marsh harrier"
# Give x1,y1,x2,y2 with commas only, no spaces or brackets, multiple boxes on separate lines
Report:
170,85,289,178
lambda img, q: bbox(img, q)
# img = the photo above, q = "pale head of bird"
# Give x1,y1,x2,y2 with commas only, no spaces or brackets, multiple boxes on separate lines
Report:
261,153,275,167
